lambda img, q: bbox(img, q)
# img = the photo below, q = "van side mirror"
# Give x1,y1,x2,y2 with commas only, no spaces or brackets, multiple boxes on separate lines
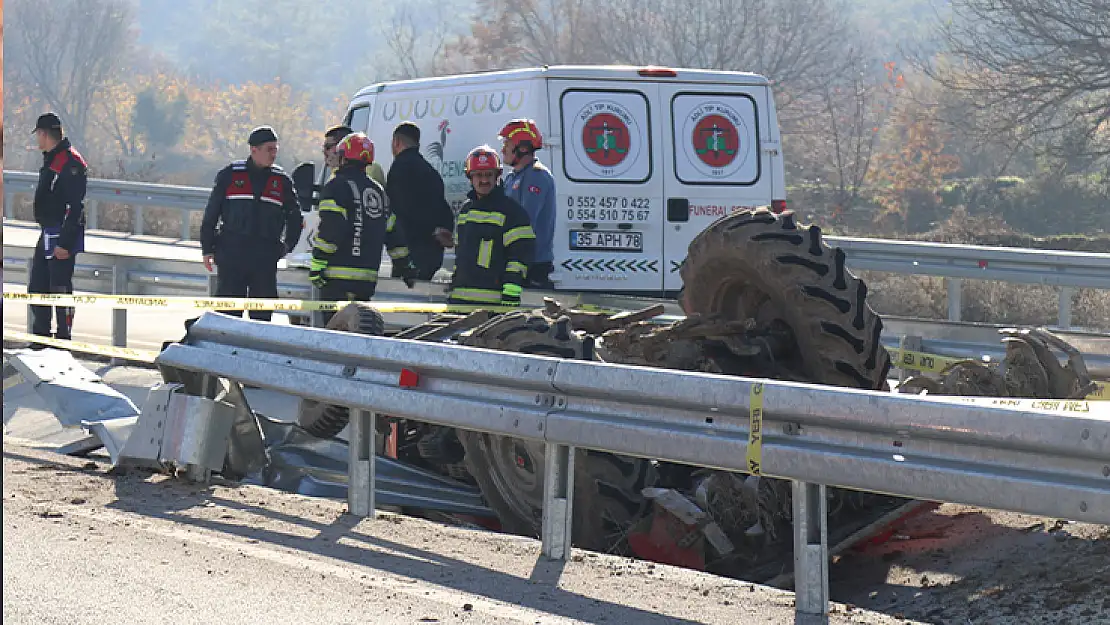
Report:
291,162,317,213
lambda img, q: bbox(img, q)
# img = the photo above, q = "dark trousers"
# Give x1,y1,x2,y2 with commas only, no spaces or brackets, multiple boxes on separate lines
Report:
407,245,445,281
29,233,77,339
214,244,280,322
318,280,377,326
527,261,555,290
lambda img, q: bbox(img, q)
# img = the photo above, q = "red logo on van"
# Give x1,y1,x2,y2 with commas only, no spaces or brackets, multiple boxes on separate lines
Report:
693,114,739,168
582,113,630,167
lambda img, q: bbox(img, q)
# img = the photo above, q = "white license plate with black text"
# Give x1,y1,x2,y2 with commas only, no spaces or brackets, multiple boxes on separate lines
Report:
569,230,643,252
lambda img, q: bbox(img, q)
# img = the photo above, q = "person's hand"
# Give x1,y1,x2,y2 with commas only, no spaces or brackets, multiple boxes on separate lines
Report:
434,228,455,248
309,269,327,289
203,254,215,272
54,247,70,260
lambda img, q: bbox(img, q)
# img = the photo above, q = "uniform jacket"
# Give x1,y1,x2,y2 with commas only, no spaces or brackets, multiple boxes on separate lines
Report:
503,160,556,263
200,158,303,256
449,185,536,304
312,163,411,283
35,138,88,252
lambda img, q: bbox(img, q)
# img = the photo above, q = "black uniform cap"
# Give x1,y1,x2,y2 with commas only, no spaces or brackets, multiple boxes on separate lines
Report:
33,112,63,133
248,125,279,146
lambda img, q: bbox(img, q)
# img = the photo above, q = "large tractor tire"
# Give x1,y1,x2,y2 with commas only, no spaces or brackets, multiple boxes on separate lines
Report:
680,209,891,390
455,311,657,553
296,302,385,438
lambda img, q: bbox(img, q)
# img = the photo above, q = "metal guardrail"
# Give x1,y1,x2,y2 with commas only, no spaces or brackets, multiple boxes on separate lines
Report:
156,312,1110,619
6,169,1110,327
4,171,210,240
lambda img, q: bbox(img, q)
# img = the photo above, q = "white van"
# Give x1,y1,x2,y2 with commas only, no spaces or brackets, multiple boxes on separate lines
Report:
295,65,787,297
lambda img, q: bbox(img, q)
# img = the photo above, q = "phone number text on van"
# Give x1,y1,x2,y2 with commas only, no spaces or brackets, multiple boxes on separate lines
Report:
566,196,651,221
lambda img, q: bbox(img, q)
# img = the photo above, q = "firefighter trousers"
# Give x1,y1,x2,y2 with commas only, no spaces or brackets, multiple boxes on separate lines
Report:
29,232,77,339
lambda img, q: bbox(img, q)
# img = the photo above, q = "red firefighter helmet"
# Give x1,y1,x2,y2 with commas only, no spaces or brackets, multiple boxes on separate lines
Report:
498,119,543,150
336,132,375,164
464,145,502,176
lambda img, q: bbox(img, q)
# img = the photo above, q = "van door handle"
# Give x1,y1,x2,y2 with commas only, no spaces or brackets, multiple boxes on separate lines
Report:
617,223,633,230
581,222,598,230
667,198,690,222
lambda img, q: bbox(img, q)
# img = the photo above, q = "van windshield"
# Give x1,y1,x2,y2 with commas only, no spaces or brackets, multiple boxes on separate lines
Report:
346,105,371,133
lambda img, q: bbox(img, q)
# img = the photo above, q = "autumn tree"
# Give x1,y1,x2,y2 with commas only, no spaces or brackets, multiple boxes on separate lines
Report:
5,0,136,149
447,0,599,70
870,85,961,233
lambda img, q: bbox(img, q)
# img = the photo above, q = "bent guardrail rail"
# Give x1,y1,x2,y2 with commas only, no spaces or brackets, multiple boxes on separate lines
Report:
155,312,1110,619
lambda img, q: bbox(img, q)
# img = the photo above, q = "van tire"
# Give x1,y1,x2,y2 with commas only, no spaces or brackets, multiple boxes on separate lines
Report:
456,311,656,553
680,209,891,390
296,303,386,439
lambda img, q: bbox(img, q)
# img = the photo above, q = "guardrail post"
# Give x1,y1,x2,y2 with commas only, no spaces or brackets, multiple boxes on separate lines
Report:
946,278,962,321
111,264,128,354
133,205,144,236
1058,287,1074,330
541,443,575,560
86,200,99,231
897,335,923,385
347,410,376,518
4,191,14,218
792,480,829,622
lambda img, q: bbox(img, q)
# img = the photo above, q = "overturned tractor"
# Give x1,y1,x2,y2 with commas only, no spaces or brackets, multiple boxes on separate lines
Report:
295,208,1094,581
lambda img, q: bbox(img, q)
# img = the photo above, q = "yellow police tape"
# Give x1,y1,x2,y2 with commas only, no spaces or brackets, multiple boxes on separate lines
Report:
888,347,1108,400
3,330,159,363
2,291,518,314
747,383,764,476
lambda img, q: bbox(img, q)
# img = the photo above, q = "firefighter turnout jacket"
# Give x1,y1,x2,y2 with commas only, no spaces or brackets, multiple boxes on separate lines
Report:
35,137,88,252
449,185,536,304
311,163,411,286
201,158,303,257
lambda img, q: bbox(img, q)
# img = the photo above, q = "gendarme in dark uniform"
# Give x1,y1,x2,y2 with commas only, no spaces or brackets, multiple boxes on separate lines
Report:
200,126,303,321
29,112,88,341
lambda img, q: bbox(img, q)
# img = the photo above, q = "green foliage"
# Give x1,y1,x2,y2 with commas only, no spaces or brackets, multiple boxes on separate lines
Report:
132,88,187,149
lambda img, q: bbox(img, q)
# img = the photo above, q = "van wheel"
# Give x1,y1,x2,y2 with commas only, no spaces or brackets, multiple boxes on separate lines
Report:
456,311,656,553
296,303,385,438
680,209,891,390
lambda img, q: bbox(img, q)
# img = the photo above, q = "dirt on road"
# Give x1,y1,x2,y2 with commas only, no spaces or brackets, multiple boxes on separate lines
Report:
830,503,1110,624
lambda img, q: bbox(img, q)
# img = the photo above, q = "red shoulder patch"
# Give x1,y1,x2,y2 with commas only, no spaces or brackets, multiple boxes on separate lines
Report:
67,147,88,168
48,152,70,174
528,185,541,194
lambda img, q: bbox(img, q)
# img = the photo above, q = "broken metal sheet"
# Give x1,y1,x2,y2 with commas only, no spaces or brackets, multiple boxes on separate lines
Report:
5,349,139,427
219,381,267,480
252,415,492,517
81,416,140,465
159,386,237,474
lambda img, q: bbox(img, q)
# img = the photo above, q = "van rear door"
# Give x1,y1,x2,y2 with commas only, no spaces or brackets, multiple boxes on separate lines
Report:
547,80,665,292
658,84,774,291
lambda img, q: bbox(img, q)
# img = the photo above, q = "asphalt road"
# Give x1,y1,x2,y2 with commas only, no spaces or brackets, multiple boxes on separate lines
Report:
2,447,913,625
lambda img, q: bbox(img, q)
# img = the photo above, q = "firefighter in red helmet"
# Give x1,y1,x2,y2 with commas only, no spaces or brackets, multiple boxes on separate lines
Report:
499,118,556,289
447,145,536,307
310,132,417,324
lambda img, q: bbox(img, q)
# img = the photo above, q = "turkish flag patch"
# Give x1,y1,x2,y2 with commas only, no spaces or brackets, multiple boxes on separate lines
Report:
528,185,541,194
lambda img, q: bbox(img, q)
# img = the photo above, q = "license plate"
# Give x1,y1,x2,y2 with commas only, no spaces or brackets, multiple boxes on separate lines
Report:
570,230,643,252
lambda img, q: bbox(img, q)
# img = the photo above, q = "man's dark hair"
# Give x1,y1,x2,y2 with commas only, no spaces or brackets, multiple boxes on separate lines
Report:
325,124,353,140
45,128,64,141
393,122,420,147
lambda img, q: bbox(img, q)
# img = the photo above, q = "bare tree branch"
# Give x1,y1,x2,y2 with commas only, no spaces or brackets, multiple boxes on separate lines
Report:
7,0,135,149
912,0,1110,160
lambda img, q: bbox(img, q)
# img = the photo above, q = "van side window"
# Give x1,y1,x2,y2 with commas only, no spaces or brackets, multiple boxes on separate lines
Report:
346,105,372,134
670,93,761,186
559,90,652,184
